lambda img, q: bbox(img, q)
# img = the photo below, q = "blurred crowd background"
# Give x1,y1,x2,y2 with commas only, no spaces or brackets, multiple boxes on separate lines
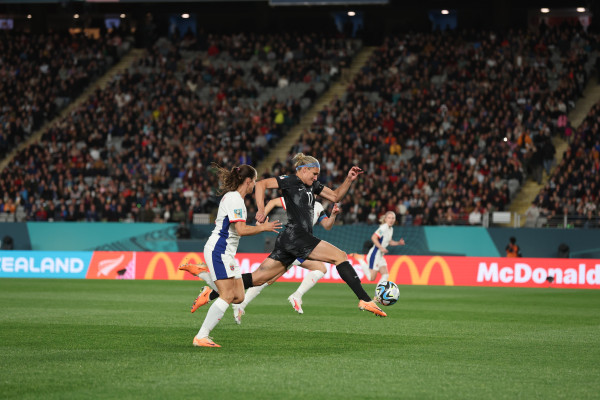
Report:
0,0,599,230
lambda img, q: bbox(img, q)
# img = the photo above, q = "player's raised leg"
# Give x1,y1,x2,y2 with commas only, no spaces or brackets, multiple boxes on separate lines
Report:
250,257,288,286
308,241,386,317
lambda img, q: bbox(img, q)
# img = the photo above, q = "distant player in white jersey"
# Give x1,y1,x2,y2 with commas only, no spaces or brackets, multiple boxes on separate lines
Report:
191,164,281,348
353,211,405,285
231,197,340,323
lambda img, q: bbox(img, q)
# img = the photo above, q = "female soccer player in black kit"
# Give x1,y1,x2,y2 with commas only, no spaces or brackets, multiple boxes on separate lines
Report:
251,153,386,317
191,153,387,317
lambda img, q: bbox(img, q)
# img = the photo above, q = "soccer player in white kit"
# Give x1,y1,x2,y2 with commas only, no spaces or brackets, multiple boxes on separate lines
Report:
192,164,281,348
230,197,340,323
354,211,405,286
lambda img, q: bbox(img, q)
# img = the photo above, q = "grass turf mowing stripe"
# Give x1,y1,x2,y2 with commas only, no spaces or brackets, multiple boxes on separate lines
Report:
1,279,599,399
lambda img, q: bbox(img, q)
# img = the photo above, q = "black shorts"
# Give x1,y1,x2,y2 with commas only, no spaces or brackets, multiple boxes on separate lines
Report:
268,227,322,267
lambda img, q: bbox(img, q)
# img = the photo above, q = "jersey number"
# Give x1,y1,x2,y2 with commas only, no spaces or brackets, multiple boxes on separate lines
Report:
307,192,314,205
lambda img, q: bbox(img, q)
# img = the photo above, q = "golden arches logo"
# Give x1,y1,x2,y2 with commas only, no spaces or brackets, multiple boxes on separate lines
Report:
388,256,454,285
144,252,204,280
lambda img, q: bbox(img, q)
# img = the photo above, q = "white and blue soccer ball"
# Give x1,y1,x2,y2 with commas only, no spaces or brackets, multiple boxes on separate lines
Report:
375,281,400,306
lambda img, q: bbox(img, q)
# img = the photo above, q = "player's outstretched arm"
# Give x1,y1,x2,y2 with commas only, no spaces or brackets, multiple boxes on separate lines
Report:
320,203,340,231
264,198,284,217
235,218,281,236
255,178,279,222
319,166,363,203
390,238,406,246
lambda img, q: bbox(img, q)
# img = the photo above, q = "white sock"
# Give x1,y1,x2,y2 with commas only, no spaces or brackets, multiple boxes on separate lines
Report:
357,258,371,281
293,270,325,298
377,273,389,286
197,297,229,339
239,283,268,309
198,271,218,292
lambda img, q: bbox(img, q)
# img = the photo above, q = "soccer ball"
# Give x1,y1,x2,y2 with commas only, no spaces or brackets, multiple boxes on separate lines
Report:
375,281,400,306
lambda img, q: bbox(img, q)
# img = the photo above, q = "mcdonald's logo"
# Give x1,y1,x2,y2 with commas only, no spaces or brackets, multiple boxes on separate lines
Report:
144,252,204,280
388,256,454,286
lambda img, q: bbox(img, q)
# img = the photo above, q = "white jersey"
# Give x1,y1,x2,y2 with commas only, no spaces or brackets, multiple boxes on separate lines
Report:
367,223,394,269
373,223,393,248
205,190,246,261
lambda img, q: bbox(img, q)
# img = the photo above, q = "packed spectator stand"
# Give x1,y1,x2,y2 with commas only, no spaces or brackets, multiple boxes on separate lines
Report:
0,30,130,159
0,31,358,223
0,25,598,227
283,24,598,226
528,100,600,228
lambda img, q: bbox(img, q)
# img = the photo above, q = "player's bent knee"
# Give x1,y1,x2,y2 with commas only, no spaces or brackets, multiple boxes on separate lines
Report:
334,251,348,265
220,292,236,303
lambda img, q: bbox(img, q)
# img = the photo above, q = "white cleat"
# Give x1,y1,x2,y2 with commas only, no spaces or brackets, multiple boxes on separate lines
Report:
288,294,304,314
232,304,245,325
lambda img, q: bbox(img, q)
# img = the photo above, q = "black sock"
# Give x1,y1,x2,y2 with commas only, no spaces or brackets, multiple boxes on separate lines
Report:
336,261,371,302
242,273,254,289
207,273,253,301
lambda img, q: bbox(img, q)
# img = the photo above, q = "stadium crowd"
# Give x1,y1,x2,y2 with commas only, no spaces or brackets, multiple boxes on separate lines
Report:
0,31,356,222
528,99,600,228
175,31,354,89
284,24,598,225
0,30,128,159
0,24,598,227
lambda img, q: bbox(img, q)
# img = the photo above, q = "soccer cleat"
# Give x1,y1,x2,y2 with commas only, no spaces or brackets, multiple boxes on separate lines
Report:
358,300,387,317
232,304,245,325
178,262,209,277
288,294,304,314
191,286,213,313
192,336,221,348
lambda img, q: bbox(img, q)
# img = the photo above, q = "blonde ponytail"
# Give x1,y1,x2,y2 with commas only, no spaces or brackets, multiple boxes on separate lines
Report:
292,153,320,171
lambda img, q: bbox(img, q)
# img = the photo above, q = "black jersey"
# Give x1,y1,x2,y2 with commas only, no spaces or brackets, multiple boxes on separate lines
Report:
275,174,324,234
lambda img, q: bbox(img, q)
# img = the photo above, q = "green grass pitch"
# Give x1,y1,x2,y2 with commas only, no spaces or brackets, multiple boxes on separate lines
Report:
1,278,599,399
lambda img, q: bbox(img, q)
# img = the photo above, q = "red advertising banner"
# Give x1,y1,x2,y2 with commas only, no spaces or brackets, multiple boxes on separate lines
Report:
386,255,600,289
87,251,136,279
136,252,206,280
85,252,600,289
